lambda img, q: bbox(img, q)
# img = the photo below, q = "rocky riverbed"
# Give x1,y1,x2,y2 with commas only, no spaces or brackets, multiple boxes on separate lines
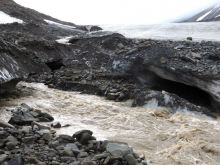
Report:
0,102,147,165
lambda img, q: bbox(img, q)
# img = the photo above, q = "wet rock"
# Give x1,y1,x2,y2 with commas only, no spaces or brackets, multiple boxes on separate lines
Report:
80,132,96,144
20,103,31,110
124,154,138,165
72,130,93,140
59,134,74,142
51,122,61,128
187,37,192,40
38,117,51,122
107,93,118,100
40,113,54,121
9,112,39,125
106,142,133,157
31,121,51,130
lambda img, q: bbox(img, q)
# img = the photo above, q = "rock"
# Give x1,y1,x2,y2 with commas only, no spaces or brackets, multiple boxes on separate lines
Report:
191,52,202,59
69,161,82,165
20,103,31,110
22,136,35,144
31,121,51,130
93,153,110,160
29,111,40,118
5,142,16,150
0,154,8,163
20,126,31,134
42,133,53,141
0,119,15,128
72,130,93,140
9,112,39,125
51,122,61,128
38,117,51,122
174,45,184,49
82,161,96,165
159,57,167,64
60,156,76,163
7,154,24,165
50,141,60,148
59,134,74,142
117,43,124,49
107,93,118,100
6,136,18,145
60,147,74,156
66,143,79,150
40,113,54,121
80,132,96,144
103,156,111,165
187,37,192,40
124,154,138,165
77,152,88,159
26,157,39,164
106,142,133,157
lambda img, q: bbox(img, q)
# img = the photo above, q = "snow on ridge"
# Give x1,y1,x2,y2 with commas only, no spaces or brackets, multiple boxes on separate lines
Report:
0,11,23,24
196,10,212,22
44,19,75,29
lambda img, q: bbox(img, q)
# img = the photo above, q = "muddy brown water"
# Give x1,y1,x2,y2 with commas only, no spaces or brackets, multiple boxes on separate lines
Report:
0,82,220,165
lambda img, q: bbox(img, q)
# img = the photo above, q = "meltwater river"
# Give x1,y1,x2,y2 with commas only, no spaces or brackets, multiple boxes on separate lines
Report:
0,82,220,165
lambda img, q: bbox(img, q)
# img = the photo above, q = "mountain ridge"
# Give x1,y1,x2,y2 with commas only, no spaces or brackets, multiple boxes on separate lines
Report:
183,3,220,22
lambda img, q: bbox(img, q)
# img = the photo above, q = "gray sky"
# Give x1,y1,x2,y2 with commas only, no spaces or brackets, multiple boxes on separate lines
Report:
14,0,219,25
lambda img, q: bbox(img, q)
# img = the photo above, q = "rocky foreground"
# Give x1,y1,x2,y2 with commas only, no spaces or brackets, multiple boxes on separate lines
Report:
0,103,148,165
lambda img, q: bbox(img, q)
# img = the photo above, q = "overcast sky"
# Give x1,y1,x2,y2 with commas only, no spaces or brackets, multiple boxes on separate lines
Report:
14,0,219,25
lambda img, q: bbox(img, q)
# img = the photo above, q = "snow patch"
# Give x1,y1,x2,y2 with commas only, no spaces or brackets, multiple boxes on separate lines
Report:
56,36,73,45
215,15,220,18
44,19,75,29
0,11,23,24
196,10,212,22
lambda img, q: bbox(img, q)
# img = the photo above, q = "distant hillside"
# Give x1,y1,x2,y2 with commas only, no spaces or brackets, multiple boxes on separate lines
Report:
184,4,220,22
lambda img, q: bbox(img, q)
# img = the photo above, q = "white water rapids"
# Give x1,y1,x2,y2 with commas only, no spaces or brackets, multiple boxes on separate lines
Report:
0,82,220,164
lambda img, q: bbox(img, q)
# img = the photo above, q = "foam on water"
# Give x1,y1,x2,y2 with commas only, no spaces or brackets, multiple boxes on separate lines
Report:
0,82,220,164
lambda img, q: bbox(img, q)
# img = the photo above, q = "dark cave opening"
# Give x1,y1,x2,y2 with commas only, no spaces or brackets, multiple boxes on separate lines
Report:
149,77,212,110
129,57,213,111
46,60,65,71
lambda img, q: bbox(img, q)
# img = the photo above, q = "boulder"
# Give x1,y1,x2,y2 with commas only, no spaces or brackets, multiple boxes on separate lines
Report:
106,142,133,157
0,119,14,128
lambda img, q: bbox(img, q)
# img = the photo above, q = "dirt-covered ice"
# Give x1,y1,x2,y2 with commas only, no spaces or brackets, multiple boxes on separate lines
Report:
100,22,220,42
0,82,220,165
